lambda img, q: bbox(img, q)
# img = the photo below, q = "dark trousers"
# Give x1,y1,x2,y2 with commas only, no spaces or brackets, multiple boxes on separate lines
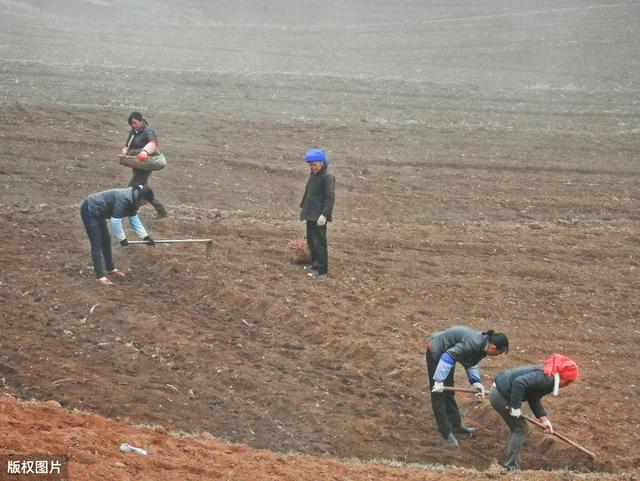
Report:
81,200,114,278
426,349,462,437
489,386,528,470
306,221,328,274
128,169,167,215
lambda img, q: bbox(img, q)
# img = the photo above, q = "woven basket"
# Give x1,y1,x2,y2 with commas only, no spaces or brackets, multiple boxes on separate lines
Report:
119,153,166,171
287,239,311,264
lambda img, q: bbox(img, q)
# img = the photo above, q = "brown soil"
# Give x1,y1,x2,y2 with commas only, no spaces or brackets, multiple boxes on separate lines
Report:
1,2,640,480
1,394,638,481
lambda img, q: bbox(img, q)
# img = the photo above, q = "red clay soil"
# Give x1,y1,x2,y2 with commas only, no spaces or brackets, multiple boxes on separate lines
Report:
1,394,638,481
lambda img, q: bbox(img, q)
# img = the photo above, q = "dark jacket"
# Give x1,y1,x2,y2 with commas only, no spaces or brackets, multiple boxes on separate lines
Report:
86,187,141,220
429,325,489,368
494,365,554,418
299,164,335,222
126,121,158,154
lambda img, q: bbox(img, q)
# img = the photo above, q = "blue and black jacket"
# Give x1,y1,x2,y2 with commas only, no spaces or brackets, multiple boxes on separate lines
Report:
429,325,489,384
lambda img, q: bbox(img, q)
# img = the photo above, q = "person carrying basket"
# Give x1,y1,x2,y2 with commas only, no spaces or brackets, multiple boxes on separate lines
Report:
117,111,168,218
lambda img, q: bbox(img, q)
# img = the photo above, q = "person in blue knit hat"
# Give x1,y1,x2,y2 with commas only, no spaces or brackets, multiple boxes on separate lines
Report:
299,149,335,277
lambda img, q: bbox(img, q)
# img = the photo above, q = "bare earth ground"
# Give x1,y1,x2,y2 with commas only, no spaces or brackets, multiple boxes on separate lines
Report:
1,395,638,481
1,1,640,480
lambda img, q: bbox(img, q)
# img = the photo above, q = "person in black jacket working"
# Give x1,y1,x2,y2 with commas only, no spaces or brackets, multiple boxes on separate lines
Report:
299,149,335,277
426,325,509,446
80,185,156,286
117,111,168,218
488,353,579,471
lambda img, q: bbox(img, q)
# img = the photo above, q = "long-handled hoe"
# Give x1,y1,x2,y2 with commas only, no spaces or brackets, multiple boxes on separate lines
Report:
443,386,596,459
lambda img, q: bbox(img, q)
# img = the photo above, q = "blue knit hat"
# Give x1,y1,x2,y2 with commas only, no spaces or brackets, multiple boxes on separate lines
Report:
304,149,327,165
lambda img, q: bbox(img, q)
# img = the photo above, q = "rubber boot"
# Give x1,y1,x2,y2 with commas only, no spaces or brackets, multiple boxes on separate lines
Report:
444,433,459,446
453,425,476,434
151,199,168,218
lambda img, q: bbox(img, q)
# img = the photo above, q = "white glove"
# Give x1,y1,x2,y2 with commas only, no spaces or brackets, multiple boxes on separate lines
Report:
472,382,485,398
432,381,445,393
541,418,553,434
510,407,522,418
317,214,327,226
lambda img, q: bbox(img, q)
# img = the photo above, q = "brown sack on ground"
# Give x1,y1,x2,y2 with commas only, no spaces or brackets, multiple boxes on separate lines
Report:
287,239,311,264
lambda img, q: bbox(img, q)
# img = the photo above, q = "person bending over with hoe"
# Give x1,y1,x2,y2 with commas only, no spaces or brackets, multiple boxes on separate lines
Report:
488,353,579,471
117,111,168,218
80,185,156,286
427,325,509,446
299,148,335,278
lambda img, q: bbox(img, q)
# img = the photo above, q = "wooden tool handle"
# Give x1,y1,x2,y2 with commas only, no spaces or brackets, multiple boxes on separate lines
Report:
522,414,596,459
443,386,479,394
440,386,596,459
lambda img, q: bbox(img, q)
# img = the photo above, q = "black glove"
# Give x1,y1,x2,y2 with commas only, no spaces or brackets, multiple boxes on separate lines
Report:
143,236,155,246
120,239,129,247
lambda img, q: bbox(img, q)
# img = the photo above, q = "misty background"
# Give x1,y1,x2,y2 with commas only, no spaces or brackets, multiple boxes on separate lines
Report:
1,0,638,124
